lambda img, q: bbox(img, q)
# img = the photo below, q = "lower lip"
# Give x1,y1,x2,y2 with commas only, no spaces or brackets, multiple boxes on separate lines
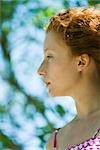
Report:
47,85,53,96
47,83,50,88
46,83,51,90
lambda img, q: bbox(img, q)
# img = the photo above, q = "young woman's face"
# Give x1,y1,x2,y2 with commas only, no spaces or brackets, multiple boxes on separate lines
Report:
38,31,80,96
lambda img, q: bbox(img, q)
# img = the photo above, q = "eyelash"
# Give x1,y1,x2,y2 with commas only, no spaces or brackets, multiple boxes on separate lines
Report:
46,55,53,59
47,55,52,58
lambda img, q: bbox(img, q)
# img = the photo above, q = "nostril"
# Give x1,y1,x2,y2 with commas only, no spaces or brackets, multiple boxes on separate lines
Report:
37,61,46,76
38,70,42,76
37,66,42,75
37,68,45,76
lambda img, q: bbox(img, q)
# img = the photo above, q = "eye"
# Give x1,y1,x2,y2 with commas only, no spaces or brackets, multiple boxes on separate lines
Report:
47,55,52,58
46,55,53,59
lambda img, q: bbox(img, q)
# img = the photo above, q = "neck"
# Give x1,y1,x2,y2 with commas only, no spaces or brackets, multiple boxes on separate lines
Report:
74,80,100,120
75,97,100,120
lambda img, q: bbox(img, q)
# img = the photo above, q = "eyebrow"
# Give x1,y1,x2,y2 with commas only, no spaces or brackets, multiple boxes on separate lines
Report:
44,48,49,52
44,48,54,52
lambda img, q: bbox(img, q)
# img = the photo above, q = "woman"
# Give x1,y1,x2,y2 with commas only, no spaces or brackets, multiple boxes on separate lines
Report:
37,7,100,150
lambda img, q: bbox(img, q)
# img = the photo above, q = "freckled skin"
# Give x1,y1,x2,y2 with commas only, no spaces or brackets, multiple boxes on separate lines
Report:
38,31,100,150
38,31,80,96
37,8,100,150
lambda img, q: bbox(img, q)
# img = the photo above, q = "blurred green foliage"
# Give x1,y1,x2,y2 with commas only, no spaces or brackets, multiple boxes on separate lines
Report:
0,0,99,150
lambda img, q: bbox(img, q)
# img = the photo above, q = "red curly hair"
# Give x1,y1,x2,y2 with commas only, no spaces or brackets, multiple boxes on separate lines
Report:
45,7,100,74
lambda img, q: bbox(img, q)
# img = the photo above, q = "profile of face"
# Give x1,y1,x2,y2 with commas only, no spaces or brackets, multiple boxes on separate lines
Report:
38,31,81,97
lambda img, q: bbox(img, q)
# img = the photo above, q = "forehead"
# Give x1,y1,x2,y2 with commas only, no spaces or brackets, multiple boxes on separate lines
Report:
44,31,72,56
44,31,63,50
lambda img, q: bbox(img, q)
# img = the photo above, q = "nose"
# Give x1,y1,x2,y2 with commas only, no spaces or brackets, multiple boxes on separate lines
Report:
37,62,45,76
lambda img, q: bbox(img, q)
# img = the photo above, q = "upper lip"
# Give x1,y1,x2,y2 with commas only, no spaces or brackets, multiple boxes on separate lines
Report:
44,81,50,87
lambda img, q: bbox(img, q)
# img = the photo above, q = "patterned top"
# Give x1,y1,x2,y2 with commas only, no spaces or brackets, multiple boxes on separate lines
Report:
53,128,100,150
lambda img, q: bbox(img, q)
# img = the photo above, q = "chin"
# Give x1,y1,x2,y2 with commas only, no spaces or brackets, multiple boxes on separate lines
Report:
48,90,67,97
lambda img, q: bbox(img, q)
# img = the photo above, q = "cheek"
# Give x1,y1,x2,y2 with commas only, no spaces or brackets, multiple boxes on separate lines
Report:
47,59,78,82
48,63,79,96
53,71,79,96
64,65,78,82
55,63,78,86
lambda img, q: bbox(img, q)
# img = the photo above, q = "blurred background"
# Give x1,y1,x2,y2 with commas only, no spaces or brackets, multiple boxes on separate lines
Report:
0,0,100,150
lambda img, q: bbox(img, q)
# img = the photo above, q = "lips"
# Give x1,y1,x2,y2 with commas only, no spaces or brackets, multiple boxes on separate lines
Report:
44,81,51,87
45,82,50,87
44,81,52,94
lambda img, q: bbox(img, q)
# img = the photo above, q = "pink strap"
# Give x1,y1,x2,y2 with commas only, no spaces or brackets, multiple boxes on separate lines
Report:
53,127,100,150
94,128,100,137
53,128,60,149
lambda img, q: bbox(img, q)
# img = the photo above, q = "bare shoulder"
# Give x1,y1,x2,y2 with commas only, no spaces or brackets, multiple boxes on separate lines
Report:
46,131,55,150
46,117,76,150
59,116,78,134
